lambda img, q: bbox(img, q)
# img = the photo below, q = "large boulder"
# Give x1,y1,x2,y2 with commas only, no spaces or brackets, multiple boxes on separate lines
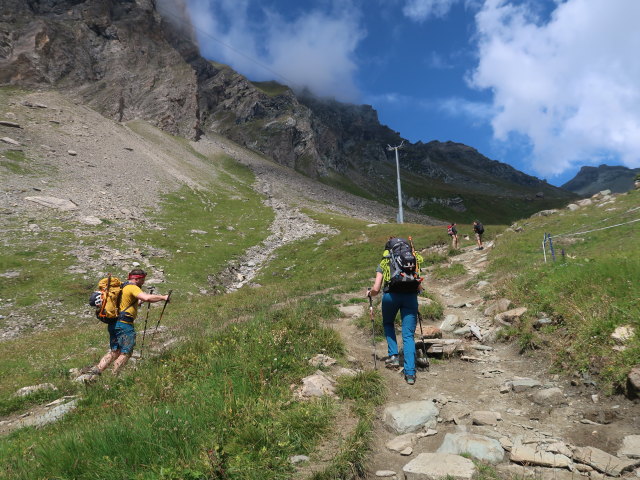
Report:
382,400,439,434
437,432,504,464
403,453,476,480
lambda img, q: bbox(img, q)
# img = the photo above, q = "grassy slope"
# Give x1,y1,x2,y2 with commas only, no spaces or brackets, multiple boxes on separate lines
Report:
0,131,463,477
1,112,457,479
487,190,640,392
329,161,572,225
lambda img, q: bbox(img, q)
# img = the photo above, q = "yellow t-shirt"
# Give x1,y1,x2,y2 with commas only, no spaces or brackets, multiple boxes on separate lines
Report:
119,284,142,320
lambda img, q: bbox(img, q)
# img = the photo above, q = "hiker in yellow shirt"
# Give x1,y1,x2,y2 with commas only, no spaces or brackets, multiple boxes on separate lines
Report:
93,269,169,375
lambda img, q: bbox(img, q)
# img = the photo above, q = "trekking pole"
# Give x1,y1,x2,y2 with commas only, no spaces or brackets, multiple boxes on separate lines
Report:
139,286,154,360
416,311,430,370
367,288,377,370
149,290,172,353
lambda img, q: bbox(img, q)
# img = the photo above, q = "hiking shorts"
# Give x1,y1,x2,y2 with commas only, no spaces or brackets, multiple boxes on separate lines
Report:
111,320,136,355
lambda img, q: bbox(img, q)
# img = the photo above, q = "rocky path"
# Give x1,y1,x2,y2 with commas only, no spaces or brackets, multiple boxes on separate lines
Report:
328,243,640,480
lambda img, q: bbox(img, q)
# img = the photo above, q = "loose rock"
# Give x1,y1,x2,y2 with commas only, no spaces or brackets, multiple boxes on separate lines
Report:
403,453,476,480
382,400,439,434
437,432,505,464
14,383,57,397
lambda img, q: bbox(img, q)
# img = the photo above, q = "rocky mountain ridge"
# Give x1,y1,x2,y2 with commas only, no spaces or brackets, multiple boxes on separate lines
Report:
1,0,576,222
562,165,640,196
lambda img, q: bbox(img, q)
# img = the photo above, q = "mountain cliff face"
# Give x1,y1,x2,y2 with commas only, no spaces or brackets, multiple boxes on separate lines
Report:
561,165,640,196
0,0,576,222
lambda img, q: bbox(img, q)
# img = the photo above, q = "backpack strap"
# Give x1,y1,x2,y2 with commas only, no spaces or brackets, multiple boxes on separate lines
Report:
118,282,138,320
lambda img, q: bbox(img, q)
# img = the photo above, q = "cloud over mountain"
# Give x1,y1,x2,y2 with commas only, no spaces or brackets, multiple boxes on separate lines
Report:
470,0,640,176
186,0,364,101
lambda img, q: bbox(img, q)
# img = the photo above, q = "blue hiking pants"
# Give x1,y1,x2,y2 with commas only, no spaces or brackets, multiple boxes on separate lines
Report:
381,291,418,376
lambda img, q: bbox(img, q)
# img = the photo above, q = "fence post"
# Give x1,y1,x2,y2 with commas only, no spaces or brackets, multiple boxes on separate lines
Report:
542,233,548,263
548,234,556,262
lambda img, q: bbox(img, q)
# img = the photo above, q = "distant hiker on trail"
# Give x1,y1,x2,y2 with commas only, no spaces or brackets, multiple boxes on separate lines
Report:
367,237,423,385
92,269,169,376
447,222,458,249
473,220,484,250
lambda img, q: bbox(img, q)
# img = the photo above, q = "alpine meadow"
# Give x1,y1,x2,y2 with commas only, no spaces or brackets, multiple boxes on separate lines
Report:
1,1,640,480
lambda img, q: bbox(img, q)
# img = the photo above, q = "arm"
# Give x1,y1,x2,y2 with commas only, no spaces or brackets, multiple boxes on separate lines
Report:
137,292,169,303
368,271,384,297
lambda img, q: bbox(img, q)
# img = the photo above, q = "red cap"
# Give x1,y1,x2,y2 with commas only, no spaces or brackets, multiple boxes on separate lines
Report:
128,274,146,280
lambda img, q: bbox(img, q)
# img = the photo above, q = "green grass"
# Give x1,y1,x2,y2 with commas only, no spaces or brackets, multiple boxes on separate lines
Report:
488,190,640,392
1,296,343,479
250,81,290,97
0,150,31,175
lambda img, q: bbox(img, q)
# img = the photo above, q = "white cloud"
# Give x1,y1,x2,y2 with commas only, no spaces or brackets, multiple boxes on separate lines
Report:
186,0,364,101
402,0,461,21
470,0,640,176
439,97,494,121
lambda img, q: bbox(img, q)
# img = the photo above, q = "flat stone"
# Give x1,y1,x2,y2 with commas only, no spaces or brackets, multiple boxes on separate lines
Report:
401,447,413,456
511,378,542,392
531,387,566,406
375,470,396,478
573,446,635,476
79,216,102,225
544,442,573,458
25,196,78,211
437,432,504,464
383,400,439,434
440,314,461,332
12,399,78,430
14,383,57,397
472,411,502,426
403,453,476,480
386,433,417,452
567,203,580,211
619,435,640,458
68,150,77,156
0,120,21,128
1,136,21,146
510,445,572,468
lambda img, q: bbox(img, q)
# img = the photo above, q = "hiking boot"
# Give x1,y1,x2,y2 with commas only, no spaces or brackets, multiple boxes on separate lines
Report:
405,374,416,385
385,355,400,368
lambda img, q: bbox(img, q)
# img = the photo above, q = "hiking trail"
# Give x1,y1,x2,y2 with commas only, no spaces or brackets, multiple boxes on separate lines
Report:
318,243,640,480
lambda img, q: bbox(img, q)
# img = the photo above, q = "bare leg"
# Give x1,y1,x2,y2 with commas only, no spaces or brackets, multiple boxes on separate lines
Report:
96,350,120,373
112,353,131,376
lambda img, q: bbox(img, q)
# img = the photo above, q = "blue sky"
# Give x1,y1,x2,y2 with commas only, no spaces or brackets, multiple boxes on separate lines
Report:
181,0,640,186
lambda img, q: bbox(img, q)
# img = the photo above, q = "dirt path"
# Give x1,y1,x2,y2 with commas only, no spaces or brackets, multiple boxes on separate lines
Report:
331,243,640,479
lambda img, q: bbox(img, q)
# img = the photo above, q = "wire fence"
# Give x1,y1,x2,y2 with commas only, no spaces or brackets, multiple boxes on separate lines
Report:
542,217,640,262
